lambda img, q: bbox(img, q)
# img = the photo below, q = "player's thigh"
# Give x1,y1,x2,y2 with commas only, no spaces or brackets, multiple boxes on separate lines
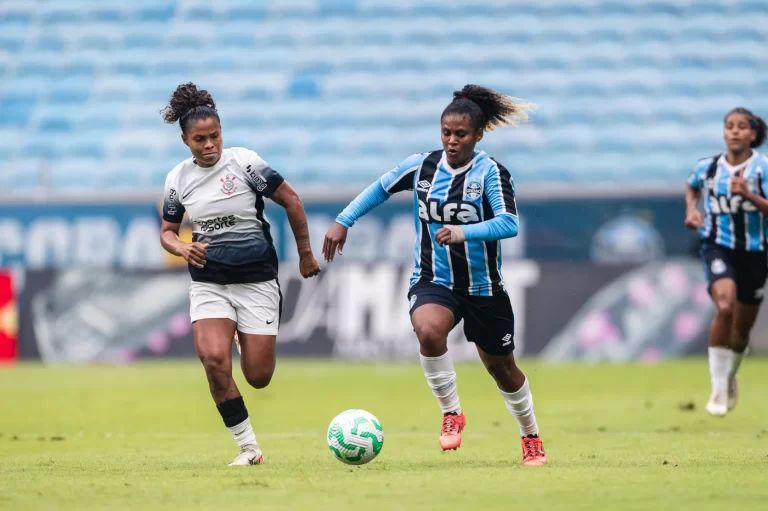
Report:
702,244,737,311
408,282,460,345
192,318,237,371
189,282,238,366
733,302,761,340
731,251,767,335
734,250,768,305
460,292,515,356
229,280,281,335
237,332,276,388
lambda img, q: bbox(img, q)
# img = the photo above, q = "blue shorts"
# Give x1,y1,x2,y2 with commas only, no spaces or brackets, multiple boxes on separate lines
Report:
407,280,515,355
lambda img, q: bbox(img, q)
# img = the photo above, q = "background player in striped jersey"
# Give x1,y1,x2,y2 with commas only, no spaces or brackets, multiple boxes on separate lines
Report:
685,107,768,417
323,85,547,466
159,83,321,465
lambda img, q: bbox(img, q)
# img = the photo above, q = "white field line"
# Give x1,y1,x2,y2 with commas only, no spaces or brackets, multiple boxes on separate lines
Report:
4,430,736,440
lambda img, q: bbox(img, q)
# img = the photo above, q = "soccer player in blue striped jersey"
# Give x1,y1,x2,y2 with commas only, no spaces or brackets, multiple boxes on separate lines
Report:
685,107,768,417
323,85,547,466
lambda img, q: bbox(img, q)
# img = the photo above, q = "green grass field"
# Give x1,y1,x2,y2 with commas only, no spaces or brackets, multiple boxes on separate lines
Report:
1,358,767,511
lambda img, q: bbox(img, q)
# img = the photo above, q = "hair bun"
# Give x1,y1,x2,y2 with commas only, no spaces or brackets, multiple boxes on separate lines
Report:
162,82,217,125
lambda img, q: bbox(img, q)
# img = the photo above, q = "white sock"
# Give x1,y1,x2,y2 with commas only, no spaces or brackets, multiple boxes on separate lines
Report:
498,378,539,437
419,352,462,415
709,347,732,395
228,417,257,449
728,350,745,382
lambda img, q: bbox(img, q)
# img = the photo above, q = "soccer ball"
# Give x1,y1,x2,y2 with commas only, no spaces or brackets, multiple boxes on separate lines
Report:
326,409,384,465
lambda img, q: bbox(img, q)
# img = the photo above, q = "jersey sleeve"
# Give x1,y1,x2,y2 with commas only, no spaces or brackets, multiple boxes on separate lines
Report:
687,160,709,190
378,153,428,194
335,180,390,228
237,148,285,198
335,153,428,228
460,159,519,241
484,159,518,216
162,171,185,223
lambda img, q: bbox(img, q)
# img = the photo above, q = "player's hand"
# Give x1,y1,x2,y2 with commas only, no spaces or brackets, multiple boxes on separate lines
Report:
299,252,321,278
684,209,704,230
323,223,348,262
435,225,466,246
731,170,749,197
178,242,208,268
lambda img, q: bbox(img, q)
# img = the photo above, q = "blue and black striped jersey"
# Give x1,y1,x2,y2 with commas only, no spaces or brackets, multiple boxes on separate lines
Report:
688,151,768,252
378,150,518,296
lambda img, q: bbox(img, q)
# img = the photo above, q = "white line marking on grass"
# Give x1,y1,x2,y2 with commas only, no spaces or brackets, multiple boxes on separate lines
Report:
6,431,490,440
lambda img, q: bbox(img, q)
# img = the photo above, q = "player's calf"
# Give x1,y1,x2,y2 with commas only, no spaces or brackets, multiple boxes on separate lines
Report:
199,353,238,401
479,351,547,465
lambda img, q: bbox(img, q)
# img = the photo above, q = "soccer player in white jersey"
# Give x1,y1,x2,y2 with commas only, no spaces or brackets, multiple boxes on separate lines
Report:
159,83,321,466
685,108,768,417
323,85,547,466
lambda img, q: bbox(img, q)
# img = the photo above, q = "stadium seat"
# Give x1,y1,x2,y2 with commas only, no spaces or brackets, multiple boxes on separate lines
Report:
1,0,767,189
0,35,24,53
0,97,35,126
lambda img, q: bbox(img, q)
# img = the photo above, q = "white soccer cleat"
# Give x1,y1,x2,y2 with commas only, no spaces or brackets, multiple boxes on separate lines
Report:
728,377,739,412
706,392,728,417
228,445,264,466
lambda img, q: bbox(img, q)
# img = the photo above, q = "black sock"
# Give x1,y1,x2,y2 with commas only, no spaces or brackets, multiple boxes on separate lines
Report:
217,396,249,428
443,411,458,417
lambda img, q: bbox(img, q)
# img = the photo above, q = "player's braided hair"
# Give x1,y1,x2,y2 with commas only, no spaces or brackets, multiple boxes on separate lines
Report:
162,82,219,134
726,107,767,148
442,84,536,132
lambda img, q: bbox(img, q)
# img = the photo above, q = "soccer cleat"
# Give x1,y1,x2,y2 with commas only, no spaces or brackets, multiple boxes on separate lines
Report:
728,377,739,412
521,436,548,466
228,445,264,466
706,392,728,417
439,413,466,451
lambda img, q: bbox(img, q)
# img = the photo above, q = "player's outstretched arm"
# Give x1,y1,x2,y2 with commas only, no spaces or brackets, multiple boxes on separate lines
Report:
323,153,427,261
271,181,321,278
323,180,390,262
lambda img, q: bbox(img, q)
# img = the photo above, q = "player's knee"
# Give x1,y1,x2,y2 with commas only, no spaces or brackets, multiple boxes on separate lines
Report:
200,353,228,378
484,357,515,383
414,323,448,352
715,296,735,317
244,367,273,389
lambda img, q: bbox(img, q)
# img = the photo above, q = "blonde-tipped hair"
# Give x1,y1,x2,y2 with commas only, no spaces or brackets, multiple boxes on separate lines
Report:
443,84,537,131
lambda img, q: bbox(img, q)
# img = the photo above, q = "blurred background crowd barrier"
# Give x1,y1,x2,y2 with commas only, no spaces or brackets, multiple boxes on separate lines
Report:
3,0,768,364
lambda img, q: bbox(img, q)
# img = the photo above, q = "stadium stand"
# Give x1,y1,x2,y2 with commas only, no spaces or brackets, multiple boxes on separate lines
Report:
1,0,767,190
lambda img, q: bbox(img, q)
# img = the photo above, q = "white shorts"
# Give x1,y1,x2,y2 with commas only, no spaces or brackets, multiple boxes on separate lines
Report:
189,280,281,335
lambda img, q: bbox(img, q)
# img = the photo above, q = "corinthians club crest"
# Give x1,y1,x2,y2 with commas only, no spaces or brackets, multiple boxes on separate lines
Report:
220,174,237,195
